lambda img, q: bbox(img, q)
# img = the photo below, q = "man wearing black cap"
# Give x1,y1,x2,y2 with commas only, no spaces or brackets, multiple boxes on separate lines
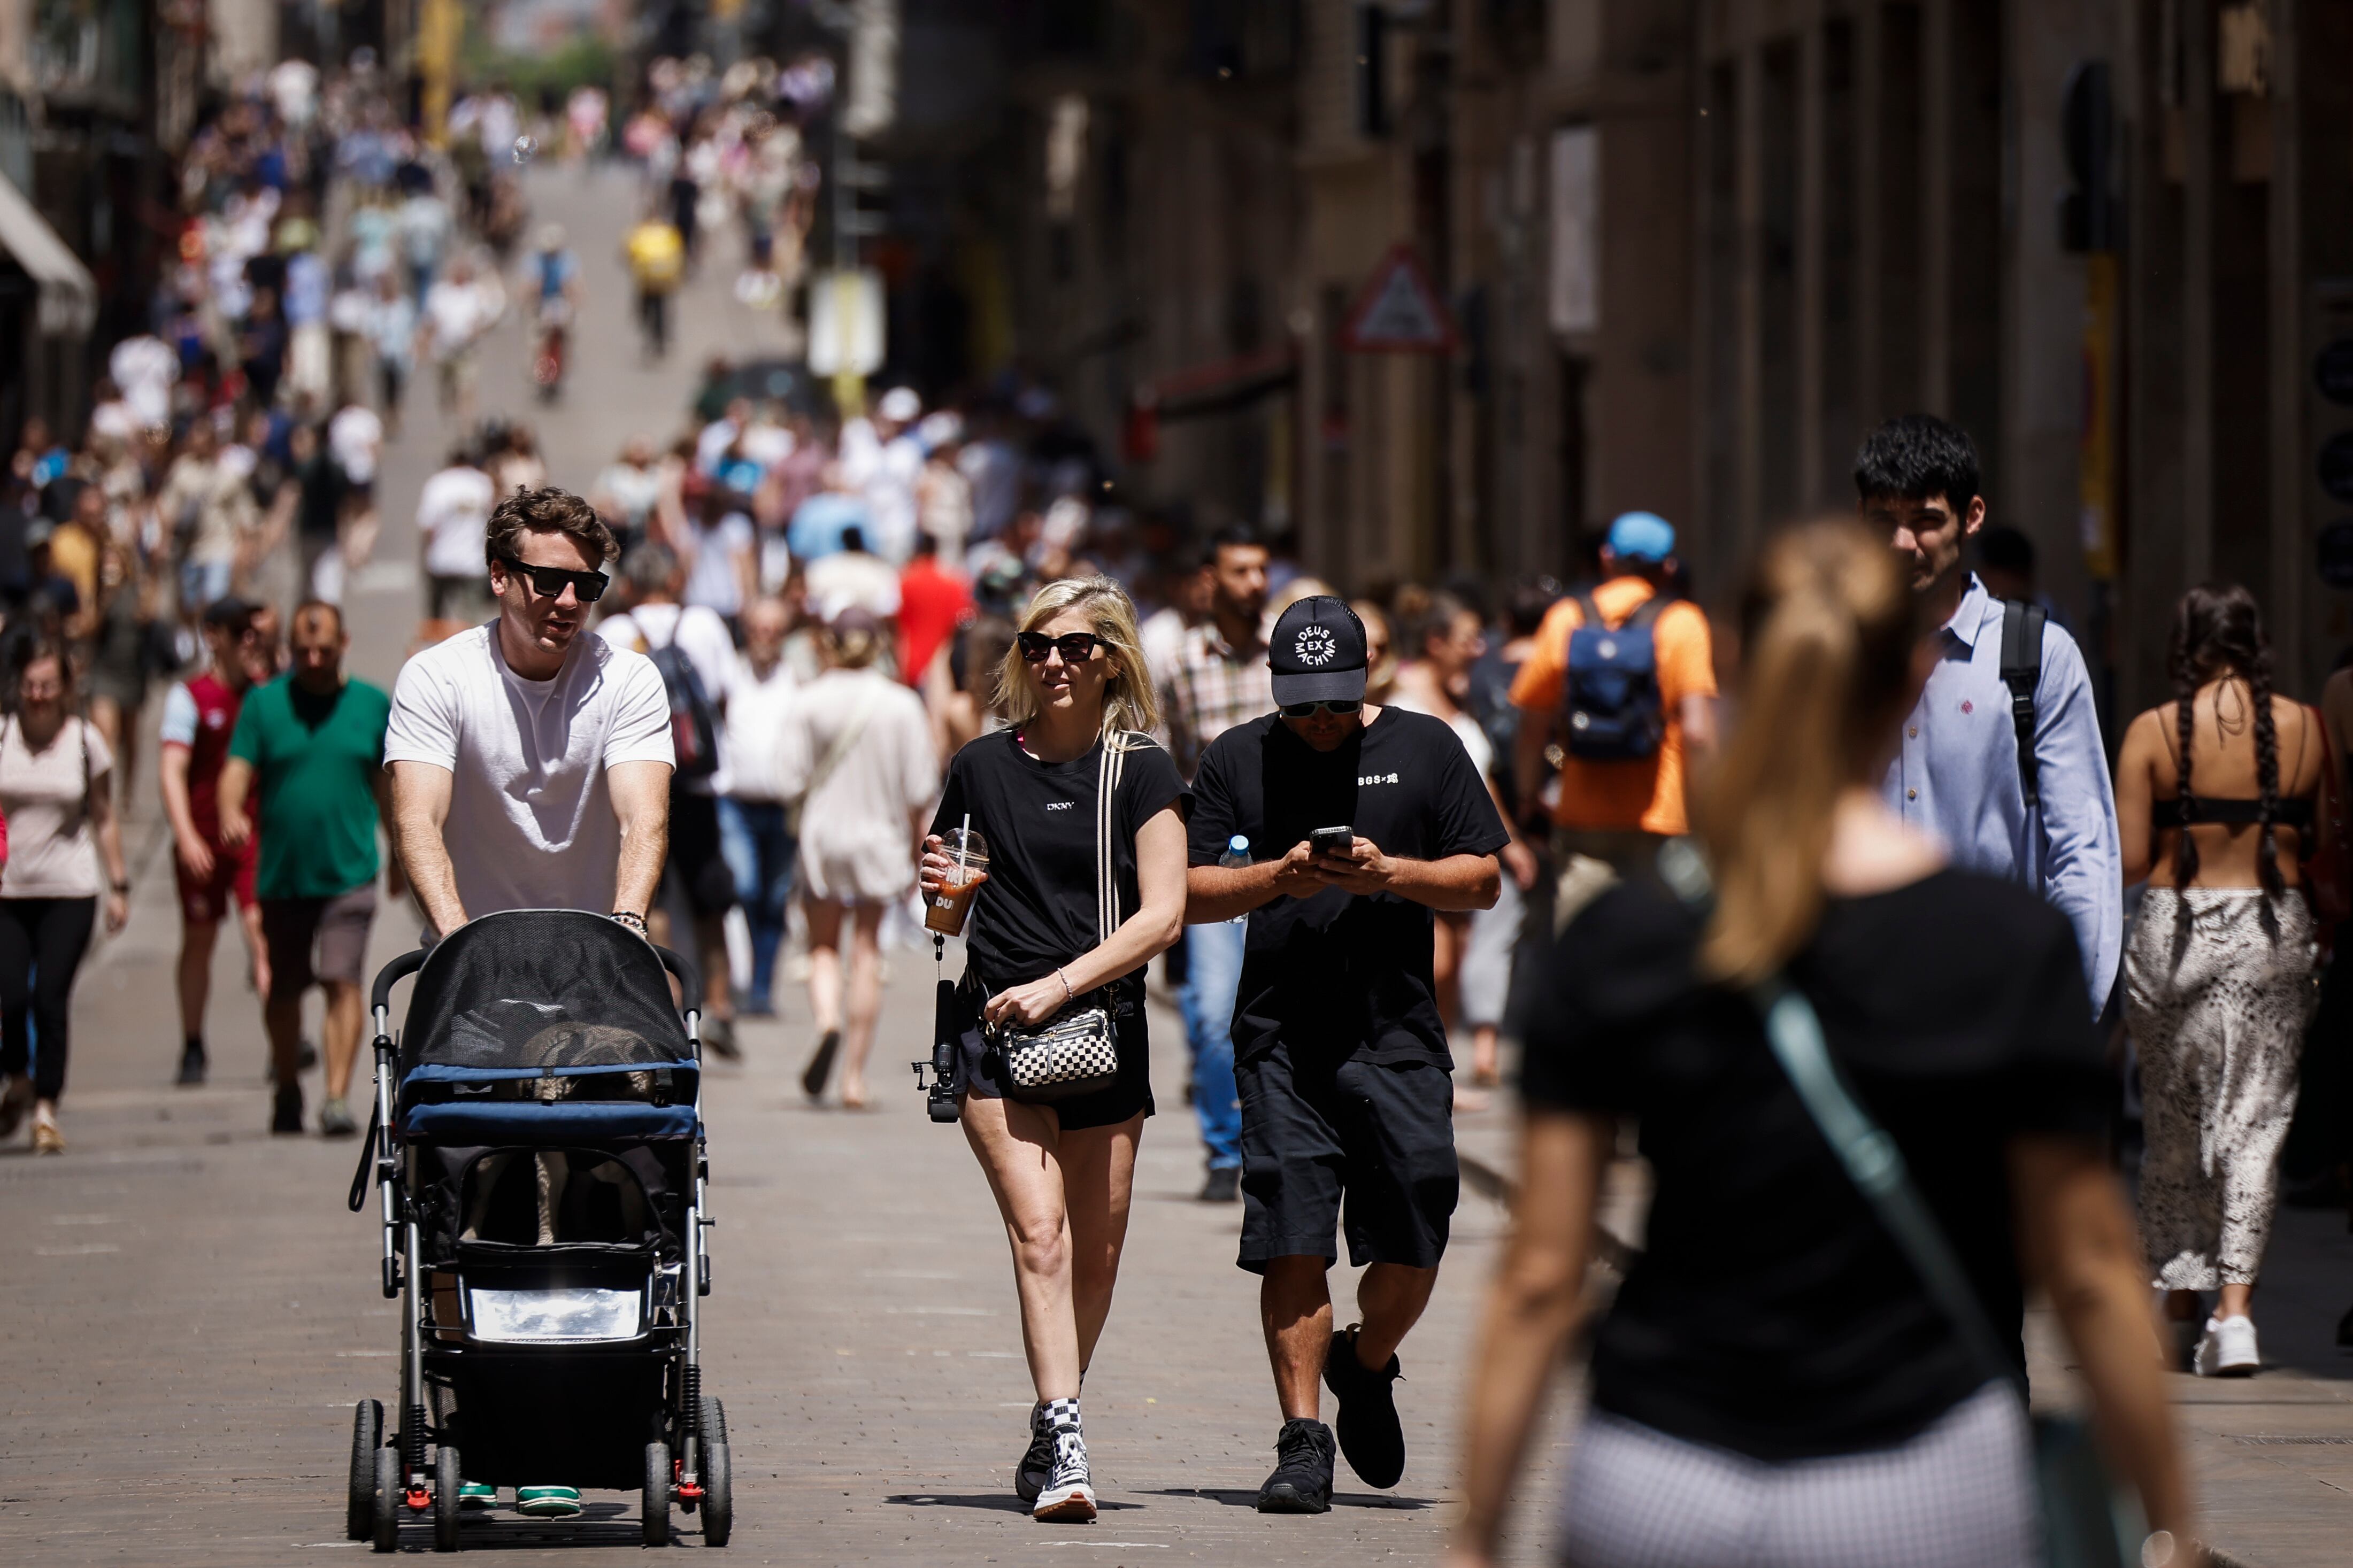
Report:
1185,595,1508,1512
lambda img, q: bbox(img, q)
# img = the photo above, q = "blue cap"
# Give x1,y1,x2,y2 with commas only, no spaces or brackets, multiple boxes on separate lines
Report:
1605,511,1677,563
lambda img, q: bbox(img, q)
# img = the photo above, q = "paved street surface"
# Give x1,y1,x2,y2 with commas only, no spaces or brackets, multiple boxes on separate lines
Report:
1,164,2348,1565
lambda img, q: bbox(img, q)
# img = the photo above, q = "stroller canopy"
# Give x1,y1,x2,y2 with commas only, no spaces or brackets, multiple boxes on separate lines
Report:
396,910,696,1084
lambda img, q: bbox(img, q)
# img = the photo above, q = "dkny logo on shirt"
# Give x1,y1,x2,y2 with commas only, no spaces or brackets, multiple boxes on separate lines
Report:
1358,772,1401,786
1044,800,1075,811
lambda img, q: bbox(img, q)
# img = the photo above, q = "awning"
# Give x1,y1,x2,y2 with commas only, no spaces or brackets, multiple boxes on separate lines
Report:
0,171,96,337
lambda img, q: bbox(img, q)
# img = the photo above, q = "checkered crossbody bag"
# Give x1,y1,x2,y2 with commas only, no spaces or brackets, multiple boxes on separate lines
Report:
991,736,1129,1103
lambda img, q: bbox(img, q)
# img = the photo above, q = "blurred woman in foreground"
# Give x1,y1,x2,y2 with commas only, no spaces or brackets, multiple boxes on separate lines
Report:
1450,517,2194,1567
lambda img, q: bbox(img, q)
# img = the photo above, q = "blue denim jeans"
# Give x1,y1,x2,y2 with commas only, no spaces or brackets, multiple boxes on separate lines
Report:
1177,917,1245,1169
716,797,796,1009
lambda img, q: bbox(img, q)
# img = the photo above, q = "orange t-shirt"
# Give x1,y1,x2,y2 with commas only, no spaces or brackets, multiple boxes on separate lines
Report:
1509,577,1717,835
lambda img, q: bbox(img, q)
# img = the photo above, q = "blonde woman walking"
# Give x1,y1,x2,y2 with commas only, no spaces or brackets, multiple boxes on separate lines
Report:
2116,583,2324,1377
785,609,937,1108
918,578,1187,1521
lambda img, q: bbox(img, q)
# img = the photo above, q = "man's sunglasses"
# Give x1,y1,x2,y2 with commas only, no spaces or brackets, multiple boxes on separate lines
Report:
496,554,609,604
1017,631,1106,663
1280,699,1363,718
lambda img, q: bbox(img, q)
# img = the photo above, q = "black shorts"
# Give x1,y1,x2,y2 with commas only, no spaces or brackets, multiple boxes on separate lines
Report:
1236,1042,1458,1275
665,789,736,917
951,971,1155,1132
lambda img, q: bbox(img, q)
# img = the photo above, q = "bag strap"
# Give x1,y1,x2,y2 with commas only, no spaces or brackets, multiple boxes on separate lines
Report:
1574,592,1605,634
1657,839,2026,1396
1999,599,2045,810
802,699,872,805
1094,733,1128,944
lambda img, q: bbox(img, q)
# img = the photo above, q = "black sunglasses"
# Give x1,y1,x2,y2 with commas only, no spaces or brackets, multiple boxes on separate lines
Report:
1017,631,1106,663
1280,699,1364,718
496,554,609,604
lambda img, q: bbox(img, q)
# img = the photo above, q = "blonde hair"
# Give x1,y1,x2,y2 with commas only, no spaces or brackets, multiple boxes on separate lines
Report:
1694,517,1922,986
995,576,1162,740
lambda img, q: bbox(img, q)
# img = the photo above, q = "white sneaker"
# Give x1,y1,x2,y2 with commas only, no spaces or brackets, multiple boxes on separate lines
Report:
1031,1432,1096,1522
2194,1314,2260,1377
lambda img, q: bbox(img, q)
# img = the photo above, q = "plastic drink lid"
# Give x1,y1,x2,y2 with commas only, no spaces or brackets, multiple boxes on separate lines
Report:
1228,836,1249,852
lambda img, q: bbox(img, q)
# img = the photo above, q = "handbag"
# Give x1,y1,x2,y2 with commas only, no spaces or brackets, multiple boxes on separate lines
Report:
988,736,1131,1103
1657,841,2146,1568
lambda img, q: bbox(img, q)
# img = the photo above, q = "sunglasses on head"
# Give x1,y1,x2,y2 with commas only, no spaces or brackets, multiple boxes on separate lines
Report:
1280,699,1363,718
1017,631,1106,663
496,554,609,604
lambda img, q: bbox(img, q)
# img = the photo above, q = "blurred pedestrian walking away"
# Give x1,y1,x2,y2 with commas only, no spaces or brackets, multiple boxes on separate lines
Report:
782,611,934,1108
1859,414,2121,1011
719,597,799,1018
1450,518,2193,1568
0,640,129,1155
917,578,1187,1522
2116,584,2325,1378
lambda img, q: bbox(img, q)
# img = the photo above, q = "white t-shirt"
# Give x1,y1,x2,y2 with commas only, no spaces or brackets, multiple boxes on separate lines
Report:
803,550,901,624
423,277,496,358
0,716,112,898
722,653,798,803
328,405,385,485
597,604,736,794
681,511,755,619
384,624,674,918
418,465,496,578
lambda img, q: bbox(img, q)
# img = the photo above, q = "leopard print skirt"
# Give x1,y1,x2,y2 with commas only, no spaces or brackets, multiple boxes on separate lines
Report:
2124,887,2317,1291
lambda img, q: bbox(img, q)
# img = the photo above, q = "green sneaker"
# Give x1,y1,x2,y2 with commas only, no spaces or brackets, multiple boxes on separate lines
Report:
514,1485,582,1518
457,1482,497,1510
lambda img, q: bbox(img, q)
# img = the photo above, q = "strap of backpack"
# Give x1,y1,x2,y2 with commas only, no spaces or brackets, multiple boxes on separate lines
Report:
1998,600,2044,810
1623,592,1671,630
1574,592,1604,633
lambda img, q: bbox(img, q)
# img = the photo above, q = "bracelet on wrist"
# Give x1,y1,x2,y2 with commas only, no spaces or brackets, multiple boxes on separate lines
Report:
610,909,647,931
1056,967,1073,1000
110,879,130,894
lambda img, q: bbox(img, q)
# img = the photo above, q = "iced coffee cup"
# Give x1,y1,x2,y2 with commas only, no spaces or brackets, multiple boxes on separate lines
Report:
924,828,990,937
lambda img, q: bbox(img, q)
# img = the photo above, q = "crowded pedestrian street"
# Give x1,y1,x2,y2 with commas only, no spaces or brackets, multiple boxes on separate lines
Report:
11,10,2353,1568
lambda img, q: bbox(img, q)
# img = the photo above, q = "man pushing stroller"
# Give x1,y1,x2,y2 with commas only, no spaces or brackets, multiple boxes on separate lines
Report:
384,485,674,1515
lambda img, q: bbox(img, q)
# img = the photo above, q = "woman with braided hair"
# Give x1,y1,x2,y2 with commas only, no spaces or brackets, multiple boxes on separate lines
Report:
2117,582,2327,1377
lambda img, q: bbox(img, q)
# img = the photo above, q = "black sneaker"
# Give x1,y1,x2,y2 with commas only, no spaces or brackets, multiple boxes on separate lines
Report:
1256,1417,1334,1513
1324,1324,1405,1488
271,1084,304,1134
1013,1403,1054,1503
1198,1164,1240,1203
703,1017,742,1061
175,1040,207,1086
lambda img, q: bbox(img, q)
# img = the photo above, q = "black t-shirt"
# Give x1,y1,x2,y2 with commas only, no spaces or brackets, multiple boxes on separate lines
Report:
932,729,1186,993
1187,708,1509,1067
1521,870,2109,1461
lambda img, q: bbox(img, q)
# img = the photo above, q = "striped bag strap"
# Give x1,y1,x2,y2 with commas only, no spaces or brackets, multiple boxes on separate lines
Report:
1094,732,1131,943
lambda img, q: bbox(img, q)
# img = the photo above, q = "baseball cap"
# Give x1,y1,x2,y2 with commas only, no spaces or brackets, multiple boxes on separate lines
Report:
1269,594,1368,707
1605,511,1677,563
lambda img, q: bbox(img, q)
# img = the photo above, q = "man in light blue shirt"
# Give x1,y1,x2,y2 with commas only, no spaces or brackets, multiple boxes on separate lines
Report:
1859,415,2121,1010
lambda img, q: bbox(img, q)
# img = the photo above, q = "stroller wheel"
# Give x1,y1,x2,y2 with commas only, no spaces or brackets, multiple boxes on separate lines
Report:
347,1400,383,1540
700,1420,732,1547
434,1446,462,1552
372,1446,401,1552
644,1441,671,1548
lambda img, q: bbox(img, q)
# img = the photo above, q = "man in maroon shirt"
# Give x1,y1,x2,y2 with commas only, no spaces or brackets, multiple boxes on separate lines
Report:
159,597,271,1084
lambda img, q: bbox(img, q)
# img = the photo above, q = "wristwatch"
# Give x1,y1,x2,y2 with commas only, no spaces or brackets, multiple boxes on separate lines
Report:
110,878,130,894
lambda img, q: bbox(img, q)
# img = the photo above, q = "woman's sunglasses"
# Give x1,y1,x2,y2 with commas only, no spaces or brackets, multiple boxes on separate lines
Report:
1280,699,1363,718
496,554,609,604
1017,631,1106,663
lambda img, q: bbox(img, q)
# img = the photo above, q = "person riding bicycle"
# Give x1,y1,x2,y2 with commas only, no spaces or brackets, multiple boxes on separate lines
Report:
527,224,580,394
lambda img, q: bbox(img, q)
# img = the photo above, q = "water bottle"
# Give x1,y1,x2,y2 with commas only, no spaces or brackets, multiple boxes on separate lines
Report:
1218,836,1250,925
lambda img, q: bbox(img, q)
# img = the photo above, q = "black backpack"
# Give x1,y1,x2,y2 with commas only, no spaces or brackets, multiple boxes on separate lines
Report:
1560,593,1669,761
1998,598,2045,808
644,615,720,782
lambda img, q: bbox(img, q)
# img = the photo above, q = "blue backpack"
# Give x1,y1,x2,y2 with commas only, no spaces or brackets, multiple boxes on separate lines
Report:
1562,592,1668,761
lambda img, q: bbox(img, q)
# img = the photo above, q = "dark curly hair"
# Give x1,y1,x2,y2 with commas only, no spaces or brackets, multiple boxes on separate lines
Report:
2168,582,2283,898
483,485,617,570
1852,413,1981,516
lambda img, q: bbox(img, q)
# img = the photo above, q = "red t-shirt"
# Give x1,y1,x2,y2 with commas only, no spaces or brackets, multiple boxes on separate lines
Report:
161,672,244,837
898,557,974,685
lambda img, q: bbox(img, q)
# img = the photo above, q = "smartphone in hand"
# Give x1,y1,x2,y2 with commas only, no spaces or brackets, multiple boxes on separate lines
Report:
1309,825,1354,857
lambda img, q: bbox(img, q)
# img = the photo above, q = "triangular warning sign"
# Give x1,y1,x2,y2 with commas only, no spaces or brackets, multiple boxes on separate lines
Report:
1340,244,1459,353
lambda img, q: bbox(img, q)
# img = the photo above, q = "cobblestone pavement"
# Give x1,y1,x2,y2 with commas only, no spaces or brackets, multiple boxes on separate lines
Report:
1,163,2348,1564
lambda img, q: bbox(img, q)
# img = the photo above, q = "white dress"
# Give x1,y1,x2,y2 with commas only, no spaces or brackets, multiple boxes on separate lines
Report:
780,668,938,903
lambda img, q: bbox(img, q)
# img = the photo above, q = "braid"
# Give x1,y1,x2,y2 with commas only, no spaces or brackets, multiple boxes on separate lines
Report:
2173,670,2201,886
2250,656,2284,900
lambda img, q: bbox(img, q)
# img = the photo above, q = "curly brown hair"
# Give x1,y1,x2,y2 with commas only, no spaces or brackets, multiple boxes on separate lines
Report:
483,486,617,570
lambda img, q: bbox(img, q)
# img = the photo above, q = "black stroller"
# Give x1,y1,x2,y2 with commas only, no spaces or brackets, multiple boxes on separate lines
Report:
341,909,732,1550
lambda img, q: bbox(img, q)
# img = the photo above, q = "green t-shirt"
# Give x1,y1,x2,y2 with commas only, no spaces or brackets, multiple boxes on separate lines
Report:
227,675,393,900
